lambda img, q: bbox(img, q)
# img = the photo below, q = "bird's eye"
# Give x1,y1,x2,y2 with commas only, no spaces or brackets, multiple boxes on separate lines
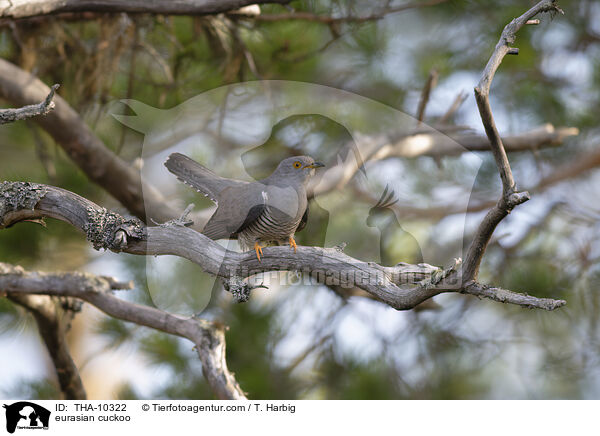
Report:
293,161,302,169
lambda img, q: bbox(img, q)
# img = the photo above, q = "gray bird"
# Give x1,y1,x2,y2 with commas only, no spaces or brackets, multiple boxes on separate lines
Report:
165,153,324,260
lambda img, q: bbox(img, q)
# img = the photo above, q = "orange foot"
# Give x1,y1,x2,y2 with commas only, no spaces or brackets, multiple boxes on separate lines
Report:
289,236,297,254
254,241,263,261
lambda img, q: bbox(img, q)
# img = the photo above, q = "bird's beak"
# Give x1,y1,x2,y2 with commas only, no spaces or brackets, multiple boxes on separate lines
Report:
304,162,325,169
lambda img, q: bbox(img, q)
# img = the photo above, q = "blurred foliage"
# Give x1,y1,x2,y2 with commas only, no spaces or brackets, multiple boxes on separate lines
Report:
1,0,600,400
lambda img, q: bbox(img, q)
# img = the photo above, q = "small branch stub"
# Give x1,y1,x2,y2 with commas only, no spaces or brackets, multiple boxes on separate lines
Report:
0,84,59,125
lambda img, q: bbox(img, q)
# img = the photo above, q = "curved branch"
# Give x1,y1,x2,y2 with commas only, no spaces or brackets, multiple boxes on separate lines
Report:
0,261,246,400
0,181,565,311
463,0,563,282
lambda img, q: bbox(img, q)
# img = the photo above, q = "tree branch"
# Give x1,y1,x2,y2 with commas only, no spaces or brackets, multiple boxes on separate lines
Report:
243,0,449,23
370,123,578,160
0,58,176,223
0,84,59,124
416,69,438,125
0,0,289,19
0,261,246,400
7,290,87,399
0,181,565,311
463,281,565,311
9,294,85,399
308,122,577,202
463,0,563,282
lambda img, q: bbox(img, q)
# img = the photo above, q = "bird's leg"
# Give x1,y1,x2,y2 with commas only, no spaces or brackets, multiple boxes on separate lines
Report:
254,241,264,261
288,236,297,254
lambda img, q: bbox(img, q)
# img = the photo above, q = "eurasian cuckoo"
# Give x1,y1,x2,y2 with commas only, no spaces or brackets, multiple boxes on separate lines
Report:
165,153,324,260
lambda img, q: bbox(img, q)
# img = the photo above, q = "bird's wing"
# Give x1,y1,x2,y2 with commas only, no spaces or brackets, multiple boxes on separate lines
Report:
164,152,247,204
296,202,309,233
201,184,266,240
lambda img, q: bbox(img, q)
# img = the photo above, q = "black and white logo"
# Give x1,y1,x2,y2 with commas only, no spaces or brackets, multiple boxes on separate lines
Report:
3,402,50,434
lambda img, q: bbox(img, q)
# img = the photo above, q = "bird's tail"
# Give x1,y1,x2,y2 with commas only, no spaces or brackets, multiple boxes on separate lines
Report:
164,153,224,203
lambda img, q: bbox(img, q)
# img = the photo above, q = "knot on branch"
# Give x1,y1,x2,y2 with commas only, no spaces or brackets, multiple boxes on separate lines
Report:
505,190,530,210
222,277,268,303
418,258,462,290
84,207,145,251
0,182,47,226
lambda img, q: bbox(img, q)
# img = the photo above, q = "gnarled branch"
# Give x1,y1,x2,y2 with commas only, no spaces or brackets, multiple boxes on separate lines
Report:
0,181,565,311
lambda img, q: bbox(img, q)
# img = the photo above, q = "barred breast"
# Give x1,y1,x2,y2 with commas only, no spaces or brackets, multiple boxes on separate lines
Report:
238,206,301,251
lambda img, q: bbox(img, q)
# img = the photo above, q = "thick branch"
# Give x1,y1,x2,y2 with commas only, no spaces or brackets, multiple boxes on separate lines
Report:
463,0,562,282
0,58,176,223
0,261,246,400
0,181,565,311
0,84,58,124
0,0,289,19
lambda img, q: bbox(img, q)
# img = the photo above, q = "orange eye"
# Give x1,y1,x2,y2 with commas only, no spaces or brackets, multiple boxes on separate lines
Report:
293,161,302,169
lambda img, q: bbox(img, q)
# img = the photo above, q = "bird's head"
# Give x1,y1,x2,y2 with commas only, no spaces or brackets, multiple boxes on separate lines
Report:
271,156,325,185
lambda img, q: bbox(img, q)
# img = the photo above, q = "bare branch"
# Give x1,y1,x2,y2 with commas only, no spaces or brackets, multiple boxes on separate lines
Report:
439,91,467,124
0,181,565,311
8,293,87,400
0,262,246,400
416,69,438,124
473,0,563,192
244,0,449,23
463,281,565,311
308,123,577,202
0,0,290,19
463,0,563,282
0,58,177,223
0,262,131,400
536,144,600,190
371,124,578,160
0,84,58,124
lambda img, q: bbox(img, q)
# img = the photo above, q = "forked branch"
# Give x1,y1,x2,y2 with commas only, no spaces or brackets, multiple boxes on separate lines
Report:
463,0,564,282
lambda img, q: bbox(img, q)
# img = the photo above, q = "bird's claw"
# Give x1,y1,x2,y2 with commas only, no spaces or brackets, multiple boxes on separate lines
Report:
289,236,297,253
254,242,263,261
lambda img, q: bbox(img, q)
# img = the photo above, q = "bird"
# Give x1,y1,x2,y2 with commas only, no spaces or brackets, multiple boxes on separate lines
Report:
165,152,324,260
